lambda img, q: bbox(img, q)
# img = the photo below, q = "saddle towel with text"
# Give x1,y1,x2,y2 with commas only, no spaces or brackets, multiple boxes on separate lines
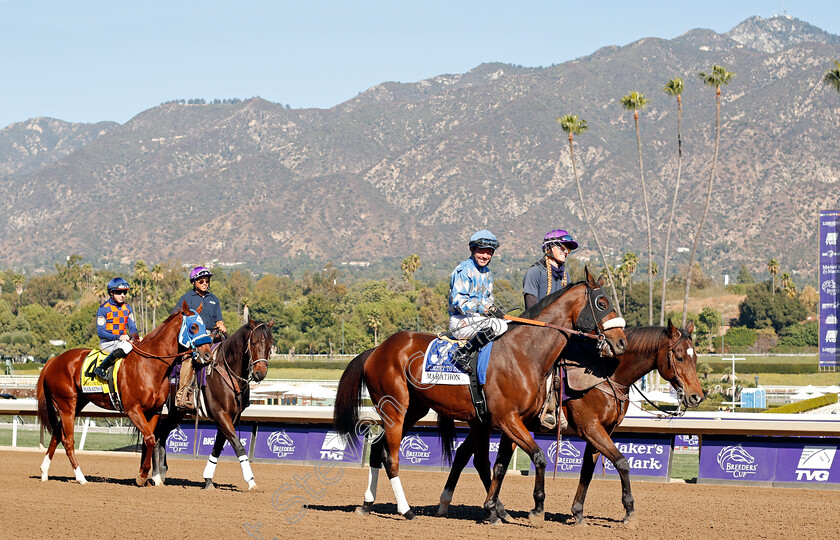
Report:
80,349,125,394
420,338,493,386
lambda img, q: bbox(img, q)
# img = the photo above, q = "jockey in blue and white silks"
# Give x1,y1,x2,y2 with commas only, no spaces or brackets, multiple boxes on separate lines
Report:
448,230,508,373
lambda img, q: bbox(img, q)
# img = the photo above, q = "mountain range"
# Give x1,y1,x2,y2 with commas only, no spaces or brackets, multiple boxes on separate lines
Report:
1,15,839,284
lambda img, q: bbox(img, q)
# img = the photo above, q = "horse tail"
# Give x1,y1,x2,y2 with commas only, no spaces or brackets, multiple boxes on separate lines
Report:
36,362,59,436
333,348,375,440
436,415,457,465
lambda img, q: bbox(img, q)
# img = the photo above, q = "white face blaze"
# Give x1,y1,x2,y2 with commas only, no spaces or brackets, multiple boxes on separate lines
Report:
686,347,694,358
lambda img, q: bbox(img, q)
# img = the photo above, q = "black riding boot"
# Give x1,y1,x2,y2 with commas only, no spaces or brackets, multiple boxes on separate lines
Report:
94,348,127,380
451,327,495,374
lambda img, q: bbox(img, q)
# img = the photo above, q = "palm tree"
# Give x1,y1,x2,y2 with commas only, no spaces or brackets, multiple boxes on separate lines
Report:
557,114,622,315
767,259,780,296
824,59,840,93
681,65,735,326
660,76,684,325
401,254,421,290
150,264,163,327
133,260,149,333
620,91,654,325
12,273,24,314
780,272,796,298
367,310,383,346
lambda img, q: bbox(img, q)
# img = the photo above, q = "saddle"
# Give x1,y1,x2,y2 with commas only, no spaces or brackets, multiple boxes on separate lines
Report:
434,333,489,423
80,350,124,412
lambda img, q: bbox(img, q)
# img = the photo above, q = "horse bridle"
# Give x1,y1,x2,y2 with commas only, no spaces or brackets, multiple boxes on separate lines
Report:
631,330,692,417
220,323,270,386
574,283,626,356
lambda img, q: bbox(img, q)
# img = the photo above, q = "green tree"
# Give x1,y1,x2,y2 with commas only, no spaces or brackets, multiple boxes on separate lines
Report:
660,76,685,325
698,306,722,352
557,114,621,314
682,64,735,326
737,285,807,332
736,264,755,284
767,259,780,296
401,254,421,290
366,309,383,346
620,91,654,324
11,273,24,314
823,59,840,93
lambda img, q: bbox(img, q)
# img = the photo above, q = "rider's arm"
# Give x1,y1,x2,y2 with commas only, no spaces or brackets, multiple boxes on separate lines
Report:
524,293,538,310
126,305,139,336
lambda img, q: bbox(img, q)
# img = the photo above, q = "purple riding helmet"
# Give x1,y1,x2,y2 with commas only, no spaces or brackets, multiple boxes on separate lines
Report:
189,266,213,283
542,229,578,252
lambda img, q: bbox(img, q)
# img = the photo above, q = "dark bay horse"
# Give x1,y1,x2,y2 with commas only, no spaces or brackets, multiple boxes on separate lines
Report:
436,320,705,526
334,269,627,525
37,302,212,485
150,319,274,490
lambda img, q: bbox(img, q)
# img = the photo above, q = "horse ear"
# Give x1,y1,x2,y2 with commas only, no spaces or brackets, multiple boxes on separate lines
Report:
248,318,256,326
685,320,695,336
267,319,275,328
584,266,596,286
667,318,680,338
196,302,203,314
180,300,189,314
597,274,606,287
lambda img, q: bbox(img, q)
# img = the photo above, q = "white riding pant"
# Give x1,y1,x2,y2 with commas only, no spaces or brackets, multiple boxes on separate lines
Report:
100,340,133,355
449,316,509,340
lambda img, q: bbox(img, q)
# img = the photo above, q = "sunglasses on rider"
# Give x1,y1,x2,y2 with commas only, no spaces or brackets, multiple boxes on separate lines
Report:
195,278,210,284
112,290,127,295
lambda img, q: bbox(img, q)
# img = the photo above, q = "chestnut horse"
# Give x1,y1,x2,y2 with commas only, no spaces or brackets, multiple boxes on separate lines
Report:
436,320,705,526
36,302,212,486
150,319,274,490
334,269,627,525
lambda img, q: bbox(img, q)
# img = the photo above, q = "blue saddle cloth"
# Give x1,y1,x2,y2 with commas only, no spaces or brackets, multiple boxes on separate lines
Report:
423,338,493,385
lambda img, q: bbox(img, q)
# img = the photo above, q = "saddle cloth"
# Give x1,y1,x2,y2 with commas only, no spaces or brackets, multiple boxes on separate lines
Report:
80,349,125,394
420,338,493,386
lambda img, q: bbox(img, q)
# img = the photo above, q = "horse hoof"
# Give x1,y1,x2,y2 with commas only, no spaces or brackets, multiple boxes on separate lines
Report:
623,514,638,530
487,515,502,526
499,510,512,523
203,482,215,491
528,510,545,528
402,510,416,520
136,476,148,487
574,519,588,527
355,505,371,516
41,474,48,482
150,474,163,487
435,505,448,517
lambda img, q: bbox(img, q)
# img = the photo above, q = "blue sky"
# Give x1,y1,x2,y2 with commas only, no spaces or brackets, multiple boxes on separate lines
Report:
1,0,837,128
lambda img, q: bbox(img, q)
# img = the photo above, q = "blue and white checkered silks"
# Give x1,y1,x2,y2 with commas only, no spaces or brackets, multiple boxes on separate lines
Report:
178,312,213,349
448,257,495,318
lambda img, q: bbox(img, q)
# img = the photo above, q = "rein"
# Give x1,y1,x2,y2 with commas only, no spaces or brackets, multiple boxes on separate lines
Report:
628,332,690,418
217,323,269,394
503,314,602,340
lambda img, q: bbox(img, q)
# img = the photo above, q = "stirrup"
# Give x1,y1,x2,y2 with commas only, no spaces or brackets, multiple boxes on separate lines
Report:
453,355,472,374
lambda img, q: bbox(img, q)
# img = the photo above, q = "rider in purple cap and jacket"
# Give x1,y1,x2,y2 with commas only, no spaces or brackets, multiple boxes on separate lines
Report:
523,230,578,429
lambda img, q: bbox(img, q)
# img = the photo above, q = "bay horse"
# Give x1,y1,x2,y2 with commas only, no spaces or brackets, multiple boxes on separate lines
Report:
150,319,274,490
334,268,627,525
36,302,213,486
435,320,705,526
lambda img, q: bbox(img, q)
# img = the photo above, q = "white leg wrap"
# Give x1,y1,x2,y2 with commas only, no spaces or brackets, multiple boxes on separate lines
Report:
390,477,410,515
40,454,51,481
74,466,87,484
364,466,380,503
203,456,218,480
440,488,453,507
150,473,162,486
239,455,255,487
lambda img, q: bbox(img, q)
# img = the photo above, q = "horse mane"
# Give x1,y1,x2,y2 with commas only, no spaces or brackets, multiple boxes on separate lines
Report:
518,280,582,319
143,310,181,341
624,326,689,358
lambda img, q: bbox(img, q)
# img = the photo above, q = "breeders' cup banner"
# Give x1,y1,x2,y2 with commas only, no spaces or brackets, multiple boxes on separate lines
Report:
164,423,253,457
532,433,672,480
821,210,840,370
699,436,840,486
252,426,363,464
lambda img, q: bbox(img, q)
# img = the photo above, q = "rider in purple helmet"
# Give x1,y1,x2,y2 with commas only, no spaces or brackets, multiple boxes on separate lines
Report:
522,229,578,310
172,266,227,409
523,230,578,430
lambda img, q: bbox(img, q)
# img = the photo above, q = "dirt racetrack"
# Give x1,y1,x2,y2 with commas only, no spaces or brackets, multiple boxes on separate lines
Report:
3,447,839,539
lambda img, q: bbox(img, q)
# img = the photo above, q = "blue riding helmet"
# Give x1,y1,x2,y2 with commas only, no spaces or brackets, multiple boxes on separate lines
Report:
469,230,500,251
107,277,130,294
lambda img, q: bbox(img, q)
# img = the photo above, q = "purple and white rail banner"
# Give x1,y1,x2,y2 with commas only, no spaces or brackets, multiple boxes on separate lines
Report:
252,425,363,464
699,436,840,486
821,209,840,370
164,422,253,457
532,433,672,479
